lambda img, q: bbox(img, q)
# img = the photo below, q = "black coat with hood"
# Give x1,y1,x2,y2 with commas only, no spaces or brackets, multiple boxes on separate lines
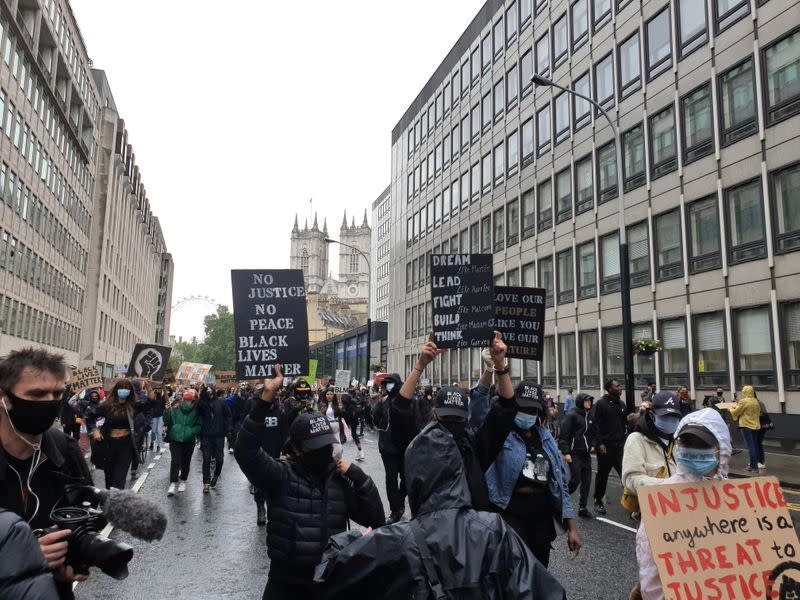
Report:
0,508,59,600
234,399,384,585
558,394,594,455
314,424,567,600
372,374,431,456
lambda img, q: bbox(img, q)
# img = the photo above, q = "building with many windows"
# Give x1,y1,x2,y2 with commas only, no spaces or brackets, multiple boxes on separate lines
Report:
371,185,391,322
388,0,800,447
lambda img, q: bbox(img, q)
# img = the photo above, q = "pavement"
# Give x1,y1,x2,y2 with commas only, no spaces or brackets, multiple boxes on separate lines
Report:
74,429,800,600
727,449,800,487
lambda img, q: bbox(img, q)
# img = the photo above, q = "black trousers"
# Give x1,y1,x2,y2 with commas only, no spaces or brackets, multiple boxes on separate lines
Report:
503,492,556,568
381,452,407,513
103,437,133,490
201,436,224,483
568,452,592,508
169,440,195,482
263,578,319,600
345,418,360,446
594,444,624,502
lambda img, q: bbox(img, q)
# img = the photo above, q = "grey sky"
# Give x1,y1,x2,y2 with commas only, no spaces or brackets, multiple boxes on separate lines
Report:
70,0,485,341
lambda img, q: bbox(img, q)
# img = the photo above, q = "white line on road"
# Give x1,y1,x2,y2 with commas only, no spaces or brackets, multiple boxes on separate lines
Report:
596,517,638,533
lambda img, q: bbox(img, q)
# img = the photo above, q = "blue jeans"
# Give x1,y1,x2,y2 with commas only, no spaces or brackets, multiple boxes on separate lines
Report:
740,427,759,469
151,416,164,447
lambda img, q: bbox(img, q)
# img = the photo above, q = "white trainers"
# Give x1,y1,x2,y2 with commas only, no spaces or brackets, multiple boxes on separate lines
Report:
758,463,766,470
177,481,187,493
167,483,177,496
356,449,365,462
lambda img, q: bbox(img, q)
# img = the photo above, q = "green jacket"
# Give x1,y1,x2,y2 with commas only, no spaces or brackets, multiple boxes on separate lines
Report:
164,402,202,442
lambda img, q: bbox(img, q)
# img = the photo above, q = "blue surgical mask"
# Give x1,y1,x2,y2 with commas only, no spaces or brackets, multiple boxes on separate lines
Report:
514,412,538,430
676,448,719,476
385,383,395,393
654,414,680,434
117,389,131,399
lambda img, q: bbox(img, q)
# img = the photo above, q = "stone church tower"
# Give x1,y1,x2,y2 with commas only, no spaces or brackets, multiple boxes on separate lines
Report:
338,210,371,302
289,213,329,294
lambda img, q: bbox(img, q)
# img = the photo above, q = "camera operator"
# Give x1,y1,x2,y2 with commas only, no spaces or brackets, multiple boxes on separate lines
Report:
0,507,59,599
0,348,93,598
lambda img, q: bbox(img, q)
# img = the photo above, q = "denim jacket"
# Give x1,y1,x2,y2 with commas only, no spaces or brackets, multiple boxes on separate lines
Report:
469,384,576,528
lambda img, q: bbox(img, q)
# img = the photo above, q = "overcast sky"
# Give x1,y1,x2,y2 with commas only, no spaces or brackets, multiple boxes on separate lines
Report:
70,0,485,341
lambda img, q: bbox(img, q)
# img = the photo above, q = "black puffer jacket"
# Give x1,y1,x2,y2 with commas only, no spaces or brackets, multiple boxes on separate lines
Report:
0,509,58,600
372,375,431,456
234,399,384,585
315,424,567,599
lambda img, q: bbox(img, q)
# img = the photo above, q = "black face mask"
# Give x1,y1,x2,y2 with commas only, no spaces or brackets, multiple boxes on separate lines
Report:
440,419,467,439
298,445,334,475
3,390,62,435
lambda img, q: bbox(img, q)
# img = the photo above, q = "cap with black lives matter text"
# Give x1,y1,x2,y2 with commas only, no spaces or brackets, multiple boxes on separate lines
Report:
433,386,469,418
514,380,545,412
289,412,338,450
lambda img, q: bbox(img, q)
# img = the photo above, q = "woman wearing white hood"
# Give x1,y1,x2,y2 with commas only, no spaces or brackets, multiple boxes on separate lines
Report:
633,408,732,600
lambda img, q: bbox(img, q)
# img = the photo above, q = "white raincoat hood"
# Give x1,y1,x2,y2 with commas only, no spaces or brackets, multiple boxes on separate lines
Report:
673,408,732,478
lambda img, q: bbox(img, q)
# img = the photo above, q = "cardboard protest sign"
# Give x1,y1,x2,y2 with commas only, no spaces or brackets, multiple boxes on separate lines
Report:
126,344,172,381
430,254,494,349
176,362,213,383
639,476,800,599
492,286,546,360
231,269,309,379
334,370,350,394
71,366,103,392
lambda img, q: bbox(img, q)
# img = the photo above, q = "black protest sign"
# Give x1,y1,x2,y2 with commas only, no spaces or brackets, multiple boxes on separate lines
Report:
126,344,172,381
231,269,309,379
430,254,494,349
492,286,546,360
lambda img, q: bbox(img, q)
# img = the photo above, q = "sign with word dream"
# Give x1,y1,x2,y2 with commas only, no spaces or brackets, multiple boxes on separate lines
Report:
430,254,494,349
492,286,546,360
639,476,800,600
231,269,309,379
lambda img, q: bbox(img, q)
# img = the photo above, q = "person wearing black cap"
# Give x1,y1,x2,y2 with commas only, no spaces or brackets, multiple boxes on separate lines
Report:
588,378,629,515
621,391,679,519
282,379,314,426
234,365,384,600
558,393,595,518
470,372,581,568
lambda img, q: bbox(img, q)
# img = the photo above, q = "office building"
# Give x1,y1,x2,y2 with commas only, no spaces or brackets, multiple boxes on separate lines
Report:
371,184,391,322
388,0,800,446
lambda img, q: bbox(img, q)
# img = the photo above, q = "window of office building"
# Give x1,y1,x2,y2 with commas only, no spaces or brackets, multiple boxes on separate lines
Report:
597,141,618,203
482,33,492,72
735,306,774,387
682,84,714,162
556,167,572,222
554,14,568,67
695,312,728,387
481,216,491,252
461,172,470,206
763,30,800,124
633,323,656,387
619,32,641,97
536,33,550,77
719,58,756,145
542,336,556,385
494,79,505,119
578,241,596,299
522,118,534,163
522,261,536,286
521,0,532,27
575,154,594,214
507,268,520,285
469,162,480,199
522,188,535,238
521,50,533,98
494,143,505,182
580,329,600,387
452,124,460,159
655,209,683,280
646,7,672,79
601,232,620,293
715,0,749,32
629,221,650,287
678,0,707,56
471,104,480,140
537,104,551,154
783,301,800,388
688,196,722,272
649,105,677,178
623,124,646,190
773,162,800,252
660,318,689,387
471,47,480,84
470,222,480,252
558,248,574,303
574,72,591,131
604,326,624,381
482,153,492,193
443,133,451,165
727,178,766,263
494,19,504,56
540,255,554,306
560,333,577,387
507,199,519,246
538,178,552,231
493,207,505,251
572,0,589,50
507,65,519,108
481,93,493,131
444,82,452,115
461,114,471,148
461,60,470,96
555,93,570,143
508,130,519,175
506,2,518,43
595,53,614,108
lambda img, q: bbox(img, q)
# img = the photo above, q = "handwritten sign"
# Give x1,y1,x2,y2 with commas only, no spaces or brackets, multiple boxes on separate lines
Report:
126,344,171,381
71,366,103,393
492,286,546,360
430,254,493,349
176,362,213,383
639,476,800,599
334,370,350,394
231,269,309,379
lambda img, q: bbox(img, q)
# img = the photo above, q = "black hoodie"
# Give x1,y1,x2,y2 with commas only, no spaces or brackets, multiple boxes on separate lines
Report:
315,424,566,599
372,374,429,455
558,394,594,455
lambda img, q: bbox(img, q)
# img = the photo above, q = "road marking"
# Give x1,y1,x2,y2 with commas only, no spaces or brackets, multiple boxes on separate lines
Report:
596,517,638,534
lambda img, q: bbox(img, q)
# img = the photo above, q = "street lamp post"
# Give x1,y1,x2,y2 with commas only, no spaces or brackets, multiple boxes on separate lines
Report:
325,237,372,385
532,74,635,413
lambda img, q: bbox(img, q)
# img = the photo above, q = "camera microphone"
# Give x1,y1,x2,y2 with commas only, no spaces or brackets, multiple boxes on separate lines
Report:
100,488,167,541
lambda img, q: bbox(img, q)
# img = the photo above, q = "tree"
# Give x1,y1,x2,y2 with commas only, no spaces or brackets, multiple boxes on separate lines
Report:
198,305,235,371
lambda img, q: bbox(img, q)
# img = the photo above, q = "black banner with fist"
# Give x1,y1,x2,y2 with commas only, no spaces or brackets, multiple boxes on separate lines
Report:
126,344,172,381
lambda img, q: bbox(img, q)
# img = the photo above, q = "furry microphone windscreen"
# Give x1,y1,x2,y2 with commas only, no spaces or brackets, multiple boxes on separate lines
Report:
104,489,167,541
